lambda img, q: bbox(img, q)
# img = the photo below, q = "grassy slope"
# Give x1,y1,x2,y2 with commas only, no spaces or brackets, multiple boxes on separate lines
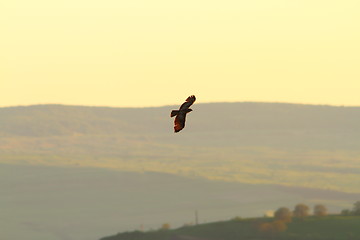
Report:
2,163,359,240
101,215,360,240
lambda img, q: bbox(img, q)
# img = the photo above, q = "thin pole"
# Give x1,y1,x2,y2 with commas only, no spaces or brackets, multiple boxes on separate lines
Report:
195,210,198,225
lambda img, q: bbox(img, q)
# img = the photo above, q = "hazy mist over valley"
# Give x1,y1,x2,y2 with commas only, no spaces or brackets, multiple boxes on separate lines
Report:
1,102,360,240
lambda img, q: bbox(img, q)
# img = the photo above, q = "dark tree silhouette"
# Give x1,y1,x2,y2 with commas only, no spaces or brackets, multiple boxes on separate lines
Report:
314,204,328,216
353,201,360,215
293,204,310,219
341,209,351,215
274,207,292,223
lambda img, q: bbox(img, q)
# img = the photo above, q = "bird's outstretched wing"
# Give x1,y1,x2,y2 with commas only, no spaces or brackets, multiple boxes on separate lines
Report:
179,95,196,110
174,113,186,133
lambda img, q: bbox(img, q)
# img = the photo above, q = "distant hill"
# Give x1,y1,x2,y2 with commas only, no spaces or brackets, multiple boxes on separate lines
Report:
1,103,360,147
101,215,360,240
1,103,360,192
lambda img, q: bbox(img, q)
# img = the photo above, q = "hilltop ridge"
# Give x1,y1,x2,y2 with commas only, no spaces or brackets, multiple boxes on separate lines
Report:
101,215,360,240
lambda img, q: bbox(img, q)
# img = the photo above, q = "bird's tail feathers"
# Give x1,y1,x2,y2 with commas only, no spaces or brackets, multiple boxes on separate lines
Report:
170,110,179,117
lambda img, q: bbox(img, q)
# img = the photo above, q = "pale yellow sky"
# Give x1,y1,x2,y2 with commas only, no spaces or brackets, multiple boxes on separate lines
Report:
1,0,360,107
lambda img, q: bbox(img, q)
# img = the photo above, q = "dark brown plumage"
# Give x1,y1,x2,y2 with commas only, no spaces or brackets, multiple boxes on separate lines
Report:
170,95,196,133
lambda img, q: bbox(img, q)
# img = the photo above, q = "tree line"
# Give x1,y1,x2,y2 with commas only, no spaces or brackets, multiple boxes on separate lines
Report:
257,203,327,235
341,201,360,216
156,201,360,233
257,200,360,236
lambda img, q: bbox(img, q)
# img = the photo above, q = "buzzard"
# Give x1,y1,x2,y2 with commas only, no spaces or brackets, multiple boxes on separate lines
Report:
170,95,196,133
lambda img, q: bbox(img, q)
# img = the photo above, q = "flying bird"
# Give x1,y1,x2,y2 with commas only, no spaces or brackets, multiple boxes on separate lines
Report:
170,95,196,133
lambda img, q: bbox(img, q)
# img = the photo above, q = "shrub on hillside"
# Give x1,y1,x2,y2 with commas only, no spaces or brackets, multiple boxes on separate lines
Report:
293,204,310,219
274,207,292,223
257,220,287,235
353,201,360,215
314,204,328,217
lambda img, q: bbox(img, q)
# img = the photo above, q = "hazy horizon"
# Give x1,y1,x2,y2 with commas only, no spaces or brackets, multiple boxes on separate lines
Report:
2,100,360,109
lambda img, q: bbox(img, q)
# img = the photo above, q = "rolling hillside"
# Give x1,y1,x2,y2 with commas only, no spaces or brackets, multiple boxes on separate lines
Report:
1,103,359,192
2,163,359,240
101,215,360,240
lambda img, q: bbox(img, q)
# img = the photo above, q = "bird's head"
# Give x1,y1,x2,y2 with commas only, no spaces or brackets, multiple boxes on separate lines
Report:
187,109,193,113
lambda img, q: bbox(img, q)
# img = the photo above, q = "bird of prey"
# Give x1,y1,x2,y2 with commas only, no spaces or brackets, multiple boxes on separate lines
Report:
170,95,196,133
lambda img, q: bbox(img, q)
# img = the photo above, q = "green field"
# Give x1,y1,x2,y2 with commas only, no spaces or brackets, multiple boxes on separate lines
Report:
101,215,360,240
